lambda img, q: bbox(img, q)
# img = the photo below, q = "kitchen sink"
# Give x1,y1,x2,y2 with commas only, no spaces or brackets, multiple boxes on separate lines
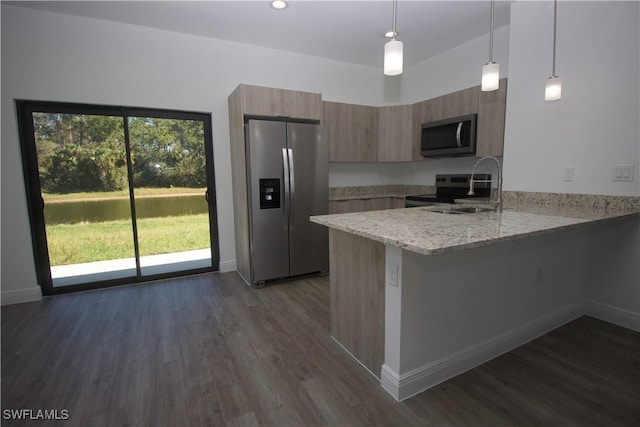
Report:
423,206,496,214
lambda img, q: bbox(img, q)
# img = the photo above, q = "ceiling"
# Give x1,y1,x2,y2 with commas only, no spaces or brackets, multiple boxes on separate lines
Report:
8,0,513,69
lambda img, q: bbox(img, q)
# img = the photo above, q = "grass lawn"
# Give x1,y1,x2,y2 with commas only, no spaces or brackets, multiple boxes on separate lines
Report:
46,214,210,265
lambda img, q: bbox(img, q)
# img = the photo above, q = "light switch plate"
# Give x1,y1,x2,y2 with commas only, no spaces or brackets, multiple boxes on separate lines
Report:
612,165,635,182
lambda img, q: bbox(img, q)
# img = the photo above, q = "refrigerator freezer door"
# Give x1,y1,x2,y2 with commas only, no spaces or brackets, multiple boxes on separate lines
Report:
286,122,329,277
246,120,290,283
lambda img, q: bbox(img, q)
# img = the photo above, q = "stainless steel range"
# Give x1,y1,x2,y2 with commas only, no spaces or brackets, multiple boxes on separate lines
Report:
405,173,491,207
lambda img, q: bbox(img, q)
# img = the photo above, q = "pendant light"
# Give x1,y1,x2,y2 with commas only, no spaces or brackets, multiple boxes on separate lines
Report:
384,0,403,76
481,0,499,91
545,0,561,101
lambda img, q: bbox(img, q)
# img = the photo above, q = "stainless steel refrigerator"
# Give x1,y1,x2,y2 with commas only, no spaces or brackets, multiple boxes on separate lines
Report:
243,119,328,286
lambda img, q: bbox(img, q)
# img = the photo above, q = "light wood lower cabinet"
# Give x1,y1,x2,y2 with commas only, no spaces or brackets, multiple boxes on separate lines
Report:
329,228,385,377
329,197,404,214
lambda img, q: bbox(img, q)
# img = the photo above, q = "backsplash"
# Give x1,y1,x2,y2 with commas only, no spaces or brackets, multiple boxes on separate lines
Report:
503,191,640,211
329,185,435,201
330,186,640,211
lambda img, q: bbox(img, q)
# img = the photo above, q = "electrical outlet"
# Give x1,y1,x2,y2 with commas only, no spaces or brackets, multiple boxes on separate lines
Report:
612,165,635,182
563,167,574,182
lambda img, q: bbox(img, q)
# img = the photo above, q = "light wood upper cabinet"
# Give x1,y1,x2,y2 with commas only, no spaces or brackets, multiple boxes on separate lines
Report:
241,79,508,163
323,101,378,162
377,105,413,162
476,78,508,157
239,84,321,120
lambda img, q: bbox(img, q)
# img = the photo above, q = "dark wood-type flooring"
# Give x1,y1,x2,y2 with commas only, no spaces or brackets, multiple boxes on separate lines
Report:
2,272,639,426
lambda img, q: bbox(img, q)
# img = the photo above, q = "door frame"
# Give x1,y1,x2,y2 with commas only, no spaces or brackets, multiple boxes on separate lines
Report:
16,100,220,295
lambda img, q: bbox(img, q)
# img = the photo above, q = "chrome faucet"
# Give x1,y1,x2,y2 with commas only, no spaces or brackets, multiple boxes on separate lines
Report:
468,156,503,213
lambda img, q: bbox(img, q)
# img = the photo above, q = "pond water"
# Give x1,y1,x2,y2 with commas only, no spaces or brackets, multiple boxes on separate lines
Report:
44,194,208,224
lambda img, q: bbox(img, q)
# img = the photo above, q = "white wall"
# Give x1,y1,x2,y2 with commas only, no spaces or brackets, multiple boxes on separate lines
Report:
0,5,383,301
382,227,588,400
503,1,640,197
586,217,640,326
400,25,510,105
329,158,482,188
501,1,640,327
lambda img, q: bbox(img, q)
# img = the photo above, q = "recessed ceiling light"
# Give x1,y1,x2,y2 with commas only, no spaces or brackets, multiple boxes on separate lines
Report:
270,0,288,10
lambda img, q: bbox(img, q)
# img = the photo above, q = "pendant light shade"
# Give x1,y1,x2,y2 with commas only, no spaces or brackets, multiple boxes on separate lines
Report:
545,0,561,101
384,39,404,76
384,0,403,76
545,76,562,101
482,62,500,91
481,0,499,91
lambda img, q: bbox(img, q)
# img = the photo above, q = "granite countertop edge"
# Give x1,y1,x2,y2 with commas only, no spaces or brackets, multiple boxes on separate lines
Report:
310,206,640,256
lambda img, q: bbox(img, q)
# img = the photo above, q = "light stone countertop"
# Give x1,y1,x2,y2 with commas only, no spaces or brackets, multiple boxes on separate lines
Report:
310,203,640,256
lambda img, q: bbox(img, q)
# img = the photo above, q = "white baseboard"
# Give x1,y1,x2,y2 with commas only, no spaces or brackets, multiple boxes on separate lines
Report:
585,301,640,332
1,286,43,306
219,259,237,273
381,301,584,401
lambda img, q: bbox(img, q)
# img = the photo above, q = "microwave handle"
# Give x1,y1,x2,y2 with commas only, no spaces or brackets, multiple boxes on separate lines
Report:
455,121,463,147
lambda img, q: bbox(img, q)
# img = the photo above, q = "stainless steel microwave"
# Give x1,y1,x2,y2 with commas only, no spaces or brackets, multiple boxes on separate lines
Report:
421,114,477,157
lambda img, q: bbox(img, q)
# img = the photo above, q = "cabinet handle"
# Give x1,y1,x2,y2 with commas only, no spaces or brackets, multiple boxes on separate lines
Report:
456,122,463,147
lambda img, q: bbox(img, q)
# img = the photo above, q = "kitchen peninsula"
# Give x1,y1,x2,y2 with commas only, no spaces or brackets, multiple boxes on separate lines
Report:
310,197,640,401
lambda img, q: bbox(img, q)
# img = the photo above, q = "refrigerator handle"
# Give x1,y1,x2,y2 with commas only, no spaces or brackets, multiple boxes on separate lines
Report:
282,148,290,231
288,148,295,231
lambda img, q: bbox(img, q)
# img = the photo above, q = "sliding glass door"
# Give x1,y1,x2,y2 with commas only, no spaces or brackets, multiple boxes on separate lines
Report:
128,114,213,276
33,111,138,286
17,101,219,294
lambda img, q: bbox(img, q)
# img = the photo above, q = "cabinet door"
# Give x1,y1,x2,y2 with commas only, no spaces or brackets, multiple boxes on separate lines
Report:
323,101,378,162
476,78,508,157
329,200,366,214
378,105,413,162
391,198,406,209
241,84,321,120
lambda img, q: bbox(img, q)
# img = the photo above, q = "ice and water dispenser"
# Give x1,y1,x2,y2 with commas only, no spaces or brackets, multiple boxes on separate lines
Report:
259,179,280,209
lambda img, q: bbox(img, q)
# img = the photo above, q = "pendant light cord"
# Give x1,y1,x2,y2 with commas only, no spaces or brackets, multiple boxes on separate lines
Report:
392,0,398,40
552,0,557,76
489,0,494,62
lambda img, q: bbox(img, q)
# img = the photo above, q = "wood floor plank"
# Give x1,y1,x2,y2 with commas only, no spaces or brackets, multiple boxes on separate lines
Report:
2,272,639,426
